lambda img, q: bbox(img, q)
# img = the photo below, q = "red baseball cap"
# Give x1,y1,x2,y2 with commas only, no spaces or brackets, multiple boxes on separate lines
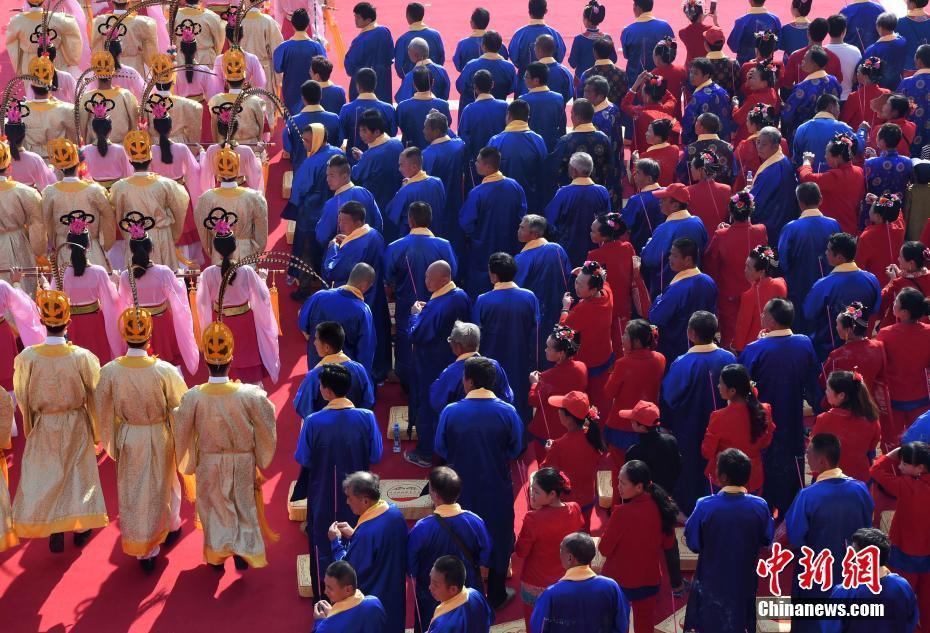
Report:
653,183,690,205
548,391,592,420
618,400,661,427
704,27,725,45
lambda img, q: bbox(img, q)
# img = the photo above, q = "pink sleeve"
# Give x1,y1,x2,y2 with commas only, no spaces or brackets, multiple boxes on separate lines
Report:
240,147,264,192
32,156,57,190
195,267,216,338
95,267,125,359
247,55,267,89
2,283,45,346
163,267,200,374
142,6,170,52
57,71,76,104
118,147,133,179
201,146,217,192
246,267,280,383
181,145,205,204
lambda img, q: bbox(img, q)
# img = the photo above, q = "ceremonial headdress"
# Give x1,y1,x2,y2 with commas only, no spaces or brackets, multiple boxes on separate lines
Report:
119,210,156,241
47,137,80,170
27,55,55,87
123,130,152,162
150,53,176,85
5,99,30,127
222,48,247,82
36,289,70,327
202,321,234,365
212,144,240,180
145,93,173,121
203,207,238,236
84,91,115,120
119,259,153,345
60,209,95,236
91,51,117,79
0,141,11,171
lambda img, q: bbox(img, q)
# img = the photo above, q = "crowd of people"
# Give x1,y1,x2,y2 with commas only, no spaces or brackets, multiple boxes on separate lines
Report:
4,0,930,631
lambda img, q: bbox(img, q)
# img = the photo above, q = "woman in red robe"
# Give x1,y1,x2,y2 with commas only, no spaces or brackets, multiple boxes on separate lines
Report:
811,370,882,482
878,241,930,328
737,29,785,87
858,192,906,283
823,302,888,400
621,73,678,156
840,57,888,131
685,150,731,236
732,103,789,191
638,119,681,188
797,133,865,235
587,212,643,354
732,244,787,353
652,37,687,117
732,60,780,145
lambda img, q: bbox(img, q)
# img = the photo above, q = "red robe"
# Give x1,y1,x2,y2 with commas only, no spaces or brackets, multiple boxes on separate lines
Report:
678,22,711,68
541,430,602,508
840,83,889,130
732,135,790,191
876,322,930,442
686,179,732,236
603,349,667,432
588,241,651,354
562,285,615,413
701,401,775,493
811,408,881,483
867,117,917,154
652,64,688,117
857,216,905,282
870,454,930,558
640,143,681,188
599,493,667,588
878,272,930,328
781,44,844,88
821,337,888,396
527,359,588,442
732,276,788,353
621,91,679,155
797,163,867,235
732,88,781,144
739,57,785,87
514,502,586,586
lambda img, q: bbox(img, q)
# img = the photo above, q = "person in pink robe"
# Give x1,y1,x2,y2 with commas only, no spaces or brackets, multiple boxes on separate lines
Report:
201,142,264,191
0,277,45,392
9,151,55,191
212,50,267,90
141,6,170,53
81,141,133,184
88,65,145,100
28,69,76,104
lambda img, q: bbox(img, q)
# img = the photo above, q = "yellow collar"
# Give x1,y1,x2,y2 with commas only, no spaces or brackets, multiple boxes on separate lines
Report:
409,227,434,236
571,177,595,186
434,503,463,518
909,9,928,18
746,133,760,141
334,182,354,195
721,485,749,493
432,135,451,145
832,262,860,273
494,281,518,290
529,86,550,93
666,210,692,221
357,92,378,101
367,133,390,149
521,237,548,252
800,208,823,218
471,29,486,37
561,565,597,581
538,57,556,64
116,355,157,368
315,352,352,369
403,170,428,186
877,34,898,43
360,22,380,33
356,499,390,527
338,284,366,301
706,51,725,60
804,70,829,81
646,142,670,152
816,468,845,482
340,225,371,248
431,590,471,625
593,99,613,113
412,90,434,100
329,590,365,616
766,328,793,337
641,183,660,192
503,120,530,133
915,68,930,76
480,53,504,61
528,19,547,25
813,111,836,120
456,351,479,361
594,59,613,66
694,79,713,91
301,104,324,113
465,388,496,399
317,80,334,88
688,343,719,353
697,133,719,141
291,31,310,41
793,17,810,25
324,396,355,410
671,267,701,284
482,171,505,183
755,150,786,178
475,93,493,101
430,281,457,300
748,7,769,14
409,21,428,31
415,58,434,67
635,12,655,22
573,123,596,133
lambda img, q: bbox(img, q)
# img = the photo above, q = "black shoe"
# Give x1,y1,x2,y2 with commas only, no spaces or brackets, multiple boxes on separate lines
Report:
49,532,64,553
490,587,516,611
139,557,156,573
233,555,248,571
163,528,182,547
73,530,92,547
209,562,225,572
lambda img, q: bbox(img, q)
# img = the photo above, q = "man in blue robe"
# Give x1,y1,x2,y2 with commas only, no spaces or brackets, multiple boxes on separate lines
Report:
338,69,397,164
459,147,527,296
738,297,823,515
777,183,841,333
312,561,387,633
407,467,492,629
545,151,611,268
284,81,342,170
385,147,447,243
678,113,737,186
534,34,574,104
344,3,394,103
520,62,566,152
530,532,629,633
509,0,566,95
456,31,517,121
782,47,842,141
474,253,540,424
395,68,452,150
295,365,382,598
405,261,472,468
294,321,375,419
395,38,450,103
321,203,391,381
750,126,799,244
791,94,863,171
584,76,624,208
803,232,881,361
330,471,408,633
423,112,467,257
315,155,383,248
384,202,457,390
895,44,930,155
515,215,573,366
865,124,914,203
660,311,733,513
547,99,615,208
684,448,774,633
351,110,404,221
682,58,734,144
426,556,495,633
393,2,445,78
311,56,348,115
453,8,510,72
299,264,377,373
486,100,547,213
435,356,523,609
620,0,675,84
726,1,782,64
862,15,907,90
623,160,665,252
458,70,508,172
579,38,629,105
840,0,884,53
273,9,327,114
641,185,708,297
785,433,874,633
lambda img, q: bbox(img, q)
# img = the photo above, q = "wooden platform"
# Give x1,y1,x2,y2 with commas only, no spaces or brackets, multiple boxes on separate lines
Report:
591,536,606,574
387,405,418,440
654,606,687,633
380,478,431,521
597,470,613,509
297,554,315,598
676,526,698,571
286,480,307,522
286,220,295,245
282,170,293,198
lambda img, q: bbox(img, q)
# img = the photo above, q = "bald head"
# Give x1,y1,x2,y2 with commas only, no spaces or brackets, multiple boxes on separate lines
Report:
348,262,376,293
425,260,452,292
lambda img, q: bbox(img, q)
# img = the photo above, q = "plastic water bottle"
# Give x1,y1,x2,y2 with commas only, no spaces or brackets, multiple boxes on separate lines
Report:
393,423,401,453
745,170,754,188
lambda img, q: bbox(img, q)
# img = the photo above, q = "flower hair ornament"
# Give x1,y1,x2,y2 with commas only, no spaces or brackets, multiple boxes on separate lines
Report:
145,93,174,120
585,406,600,422
60,210,95,235
657,36,676,50
731,191,754,208
751,244,777,267
843,302,865,321
97,15,127,42
29,24,58,46
581,260,606,279
552,325,576,342
832,132,856,149
644,73,666,90
210,102,243,127
852,369,865,383
754,30,778,43
682,0,703,19
861,57,882,73
119,211,156,241
5,99,30,124
650,324,659,339
604,212,622,229
557,471,574,492
875,192,902,208
84,92,115,118
174,19,203,41
748,102,776,123
203,207,239,236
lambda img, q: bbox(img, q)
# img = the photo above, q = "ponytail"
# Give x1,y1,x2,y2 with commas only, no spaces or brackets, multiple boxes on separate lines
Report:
69,243,87,277
129,237,152,278
625,319,657,349
622,460,679,535
897,287,930,321
180,40,197,84
560,408,606,453
213,233,238,284
827,371,879,421
153,117,174,164
720,364,769,443
92,117,111,157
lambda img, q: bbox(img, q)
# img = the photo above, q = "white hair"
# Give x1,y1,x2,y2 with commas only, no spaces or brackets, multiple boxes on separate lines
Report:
449,320,480,351
408,37,430,60
569,152,594,176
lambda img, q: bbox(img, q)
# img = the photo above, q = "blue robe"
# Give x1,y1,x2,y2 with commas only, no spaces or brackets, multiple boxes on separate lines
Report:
865,151,914,203
273,37,327,114
863,37,908,90
320,84,347,115
727,11,782,64
682,82,734,145
896,73,930,154
395,96,452,150
777,214,839,334
458,97,508,161
408,508,492,627
515,240,573,366
520,89,566,151
435,395,523,570
840,1,885,53
782,74,843,141
509,23,567,94
474,286,540,423
385,176,447,243
332,504,408,633
459,176,527,296
294,358,375,418
544,181,611,268
785,475,873,633
568,33,617,83
778,23,809,62
427,589,494,633
619,17,674,83
453,36,509,72
902,409,930,444
456,56,518,121
394,27,445,78
738,333,823,514
648,273,718,365
395,62,451,102
430,354,514,414
821,573,918,633
345,26,395,103
684,491,774,633
622,187,665,253
300,287,376,373
316,185,384,248
803,267,881,361
286,144,343,269
530,573,629,633
640,216,708,297
384,231,457,386
423,137,467,256
487,129,547,212
660,347,735,513
338,98,397,161
792,117,863,171
295,405,382,593
409,286,473,456
547,129,616,209
313,595,387,633
351,138,404,226
898,17,930,72
544,61,574,105
592,103,624,206
284,109,342,170
750,156,799,245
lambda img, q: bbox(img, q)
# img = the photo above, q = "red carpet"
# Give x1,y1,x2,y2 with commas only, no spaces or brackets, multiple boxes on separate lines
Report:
0,1,849,631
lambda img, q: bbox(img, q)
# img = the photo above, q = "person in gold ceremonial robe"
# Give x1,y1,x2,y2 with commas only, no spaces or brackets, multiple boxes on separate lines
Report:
22,57,75,159
238,6,284,96
96,305,188,571
80,52,139,145
0,141,46,296
12,289,107,552
173,321,277,570
194,147,268,263
145,54,204,144
41,138,115,269
6,0,83,75
91,5,157,77
0,389,17,553
207,49,266,144
176,0,226,66
110,132,190,270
